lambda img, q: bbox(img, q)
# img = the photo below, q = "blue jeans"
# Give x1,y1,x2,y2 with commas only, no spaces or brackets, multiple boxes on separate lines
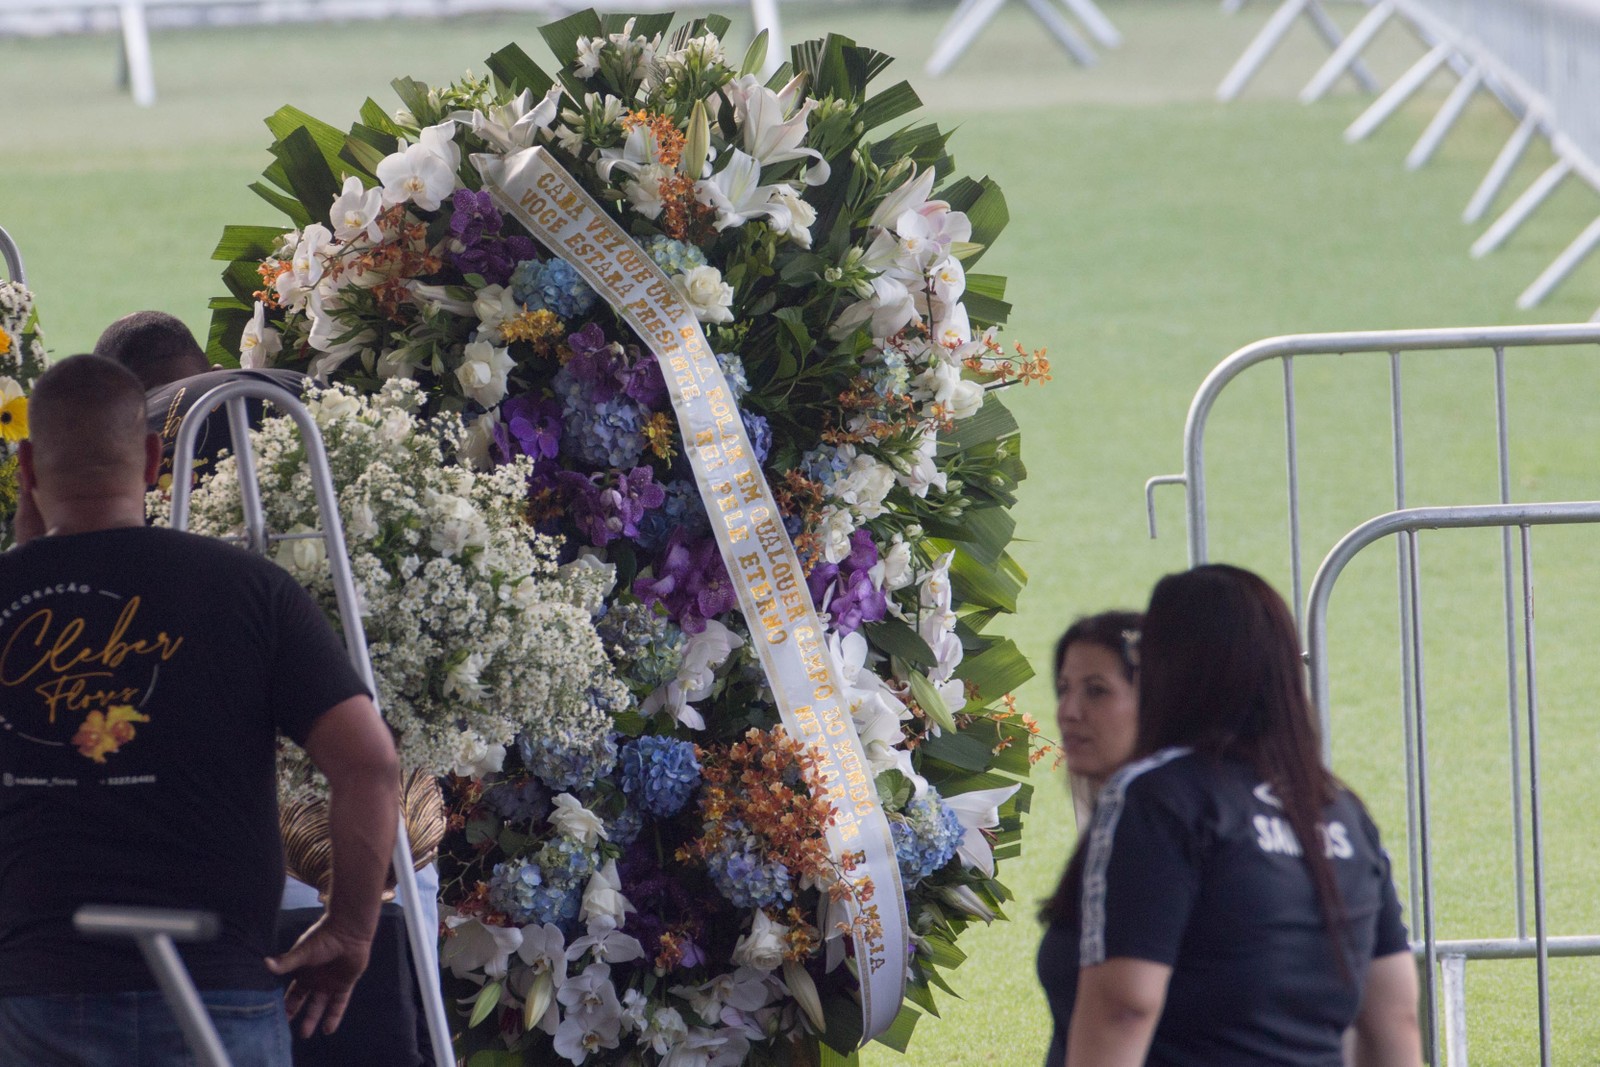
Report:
0,989,290,1067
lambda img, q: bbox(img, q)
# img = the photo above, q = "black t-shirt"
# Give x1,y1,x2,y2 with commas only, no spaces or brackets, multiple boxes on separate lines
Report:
0,526,367,993
1038,748,1408,1067
147,368,306,488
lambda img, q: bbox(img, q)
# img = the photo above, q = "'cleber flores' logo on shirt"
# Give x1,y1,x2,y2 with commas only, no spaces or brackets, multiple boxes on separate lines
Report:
0,586,183,764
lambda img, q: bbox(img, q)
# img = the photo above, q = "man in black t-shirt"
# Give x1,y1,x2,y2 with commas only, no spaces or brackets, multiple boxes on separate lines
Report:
0,355,399,1065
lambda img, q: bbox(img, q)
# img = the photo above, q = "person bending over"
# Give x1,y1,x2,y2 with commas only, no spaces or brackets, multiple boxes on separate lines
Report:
94,310,305,487
1065,565,1421,1067
0,355,399,1065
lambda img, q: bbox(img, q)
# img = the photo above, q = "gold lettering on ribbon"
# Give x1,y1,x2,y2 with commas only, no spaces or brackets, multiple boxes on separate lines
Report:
477,148,908,1041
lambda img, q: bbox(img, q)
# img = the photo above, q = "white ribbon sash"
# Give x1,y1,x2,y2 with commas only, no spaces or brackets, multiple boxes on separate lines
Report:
475,147,909,1043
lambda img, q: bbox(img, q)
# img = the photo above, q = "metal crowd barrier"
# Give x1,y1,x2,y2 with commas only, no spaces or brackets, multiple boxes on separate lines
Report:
1217,0,1600,312
169,380,455,1067
1146,323,1600,1065
1305,501,1600,1067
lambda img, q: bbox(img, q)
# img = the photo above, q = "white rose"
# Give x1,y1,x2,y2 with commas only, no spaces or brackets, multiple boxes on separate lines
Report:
550,793,608,847
830,453,896,519
310,389,361,427
624,164,671,221
673,265,735,324
450,731,505,778
730,910,788,972
273,524,327,578
948,378,984,420
455,339,515,407
347,500,379,542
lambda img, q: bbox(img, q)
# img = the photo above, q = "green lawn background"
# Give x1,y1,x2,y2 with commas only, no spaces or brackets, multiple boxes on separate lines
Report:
4,2,1599,1063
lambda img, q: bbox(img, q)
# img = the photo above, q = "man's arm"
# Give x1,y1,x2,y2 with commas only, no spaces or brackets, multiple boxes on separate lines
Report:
1066,957,1172,1067
266,694,399,1038
1349,951,1423,1067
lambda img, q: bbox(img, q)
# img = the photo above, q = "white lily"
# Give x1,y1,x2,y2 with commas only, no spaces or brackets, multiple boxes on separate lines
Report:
452,85,562,152
943,782,1021,877
739,84,829,185
579,859,636,926
870,164,937,229
695,150,790,231
454,338,515,407
566,915,645,965
596,123,658,183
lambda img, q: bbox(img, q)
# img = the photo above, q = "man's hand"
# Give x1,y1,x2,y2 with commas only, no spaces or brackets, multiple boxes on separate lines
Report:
265,915,373,1038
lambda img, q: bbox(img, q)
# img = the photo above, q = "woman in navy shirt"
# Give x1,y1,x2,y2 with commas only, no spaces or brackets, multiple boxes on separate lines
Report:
1059,565,1421,1067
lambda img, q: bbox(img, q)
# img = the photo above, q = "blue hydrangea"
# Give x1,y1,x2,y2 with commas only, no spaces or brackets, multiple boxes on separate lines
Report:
519,729,619,793
863,349,911,399
644,236,709,278
485,776,550,825
607,805,645,848
597,602,688,688
553,366,648,469
891,794,965,885
742,411,772,465
799,445,850,488
510,257,599,319
620,736,702,818
487,835,597,927
705,822,792,909
715,350,751,402
634,479,709,554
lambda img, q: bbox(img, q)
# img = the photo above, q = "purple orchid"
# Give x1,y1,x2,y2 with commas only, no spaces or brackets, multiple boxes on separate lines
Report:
633,528,736,633
808,528,888,636
493,394,563,466
562,467,667,548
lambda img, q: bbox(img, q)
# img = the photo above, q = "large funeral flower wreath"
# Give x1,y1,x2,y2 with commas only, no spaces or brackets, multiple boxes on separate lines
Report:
209,10,1050,1064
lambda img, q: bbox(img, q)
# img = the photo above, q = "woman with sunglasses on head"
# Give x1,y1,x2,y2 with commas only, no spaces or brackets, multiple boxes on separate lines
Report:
1064,565,1421,1067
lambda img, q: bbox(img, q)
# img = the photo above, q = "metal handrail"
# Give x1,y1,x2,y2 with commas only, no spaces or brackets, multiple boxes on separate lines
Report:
0,225,23,285
167,379,455,1067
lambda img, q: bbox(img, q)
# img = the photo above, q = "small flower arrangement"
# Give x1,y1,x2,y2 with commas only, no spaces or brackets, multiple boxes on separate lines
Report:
150,379,626,795
0,281,46,548
209,9,1050,1063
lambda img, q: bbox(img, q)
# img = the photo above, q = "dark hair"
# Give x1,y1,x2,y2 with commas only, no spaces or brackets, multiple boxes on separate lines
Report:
92,311,208,391
1042,609,1143,924
28,354,148,466
1053,610,1143,688
1137,564,1350,977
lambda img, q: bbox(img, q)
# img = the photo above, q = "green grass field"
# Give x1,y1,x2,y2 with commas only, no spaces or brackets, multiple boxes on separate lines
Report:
5,1,1599,1063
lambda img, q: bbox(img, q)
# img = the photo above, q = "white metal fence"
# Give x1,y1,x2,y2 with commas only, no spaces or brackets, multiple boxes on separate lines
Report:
1220,0,1600,312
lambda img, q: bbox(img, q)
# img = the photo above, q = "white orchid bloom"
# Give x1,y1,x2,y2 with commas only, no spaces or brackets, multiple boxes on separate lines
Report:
943,783,1021,877
640,1005,690,1055
515,922,569,987
640,618,744,729
376,126,459,211
554,962,624,1063
449,731,504,778
566,915,645,965
695,150,790,231
238,301,282,369
441,912,522,980
770,188,816,248
328,175,385,244
672,967,771,1022
934,300,973,350
551,793,609,847
661,1027,751,1067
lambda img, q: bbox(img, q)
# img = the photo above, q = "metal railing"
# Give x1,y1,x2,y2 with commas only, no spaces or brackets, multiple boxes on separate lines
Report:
169,379,455,1067
0,225,23,285
1304,501,1600,1067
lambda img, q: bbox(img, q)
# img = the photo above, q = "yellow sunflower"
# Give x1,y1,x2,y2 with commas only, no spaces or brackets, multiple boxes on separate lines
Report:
0,394,25,443
0,327,11,357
